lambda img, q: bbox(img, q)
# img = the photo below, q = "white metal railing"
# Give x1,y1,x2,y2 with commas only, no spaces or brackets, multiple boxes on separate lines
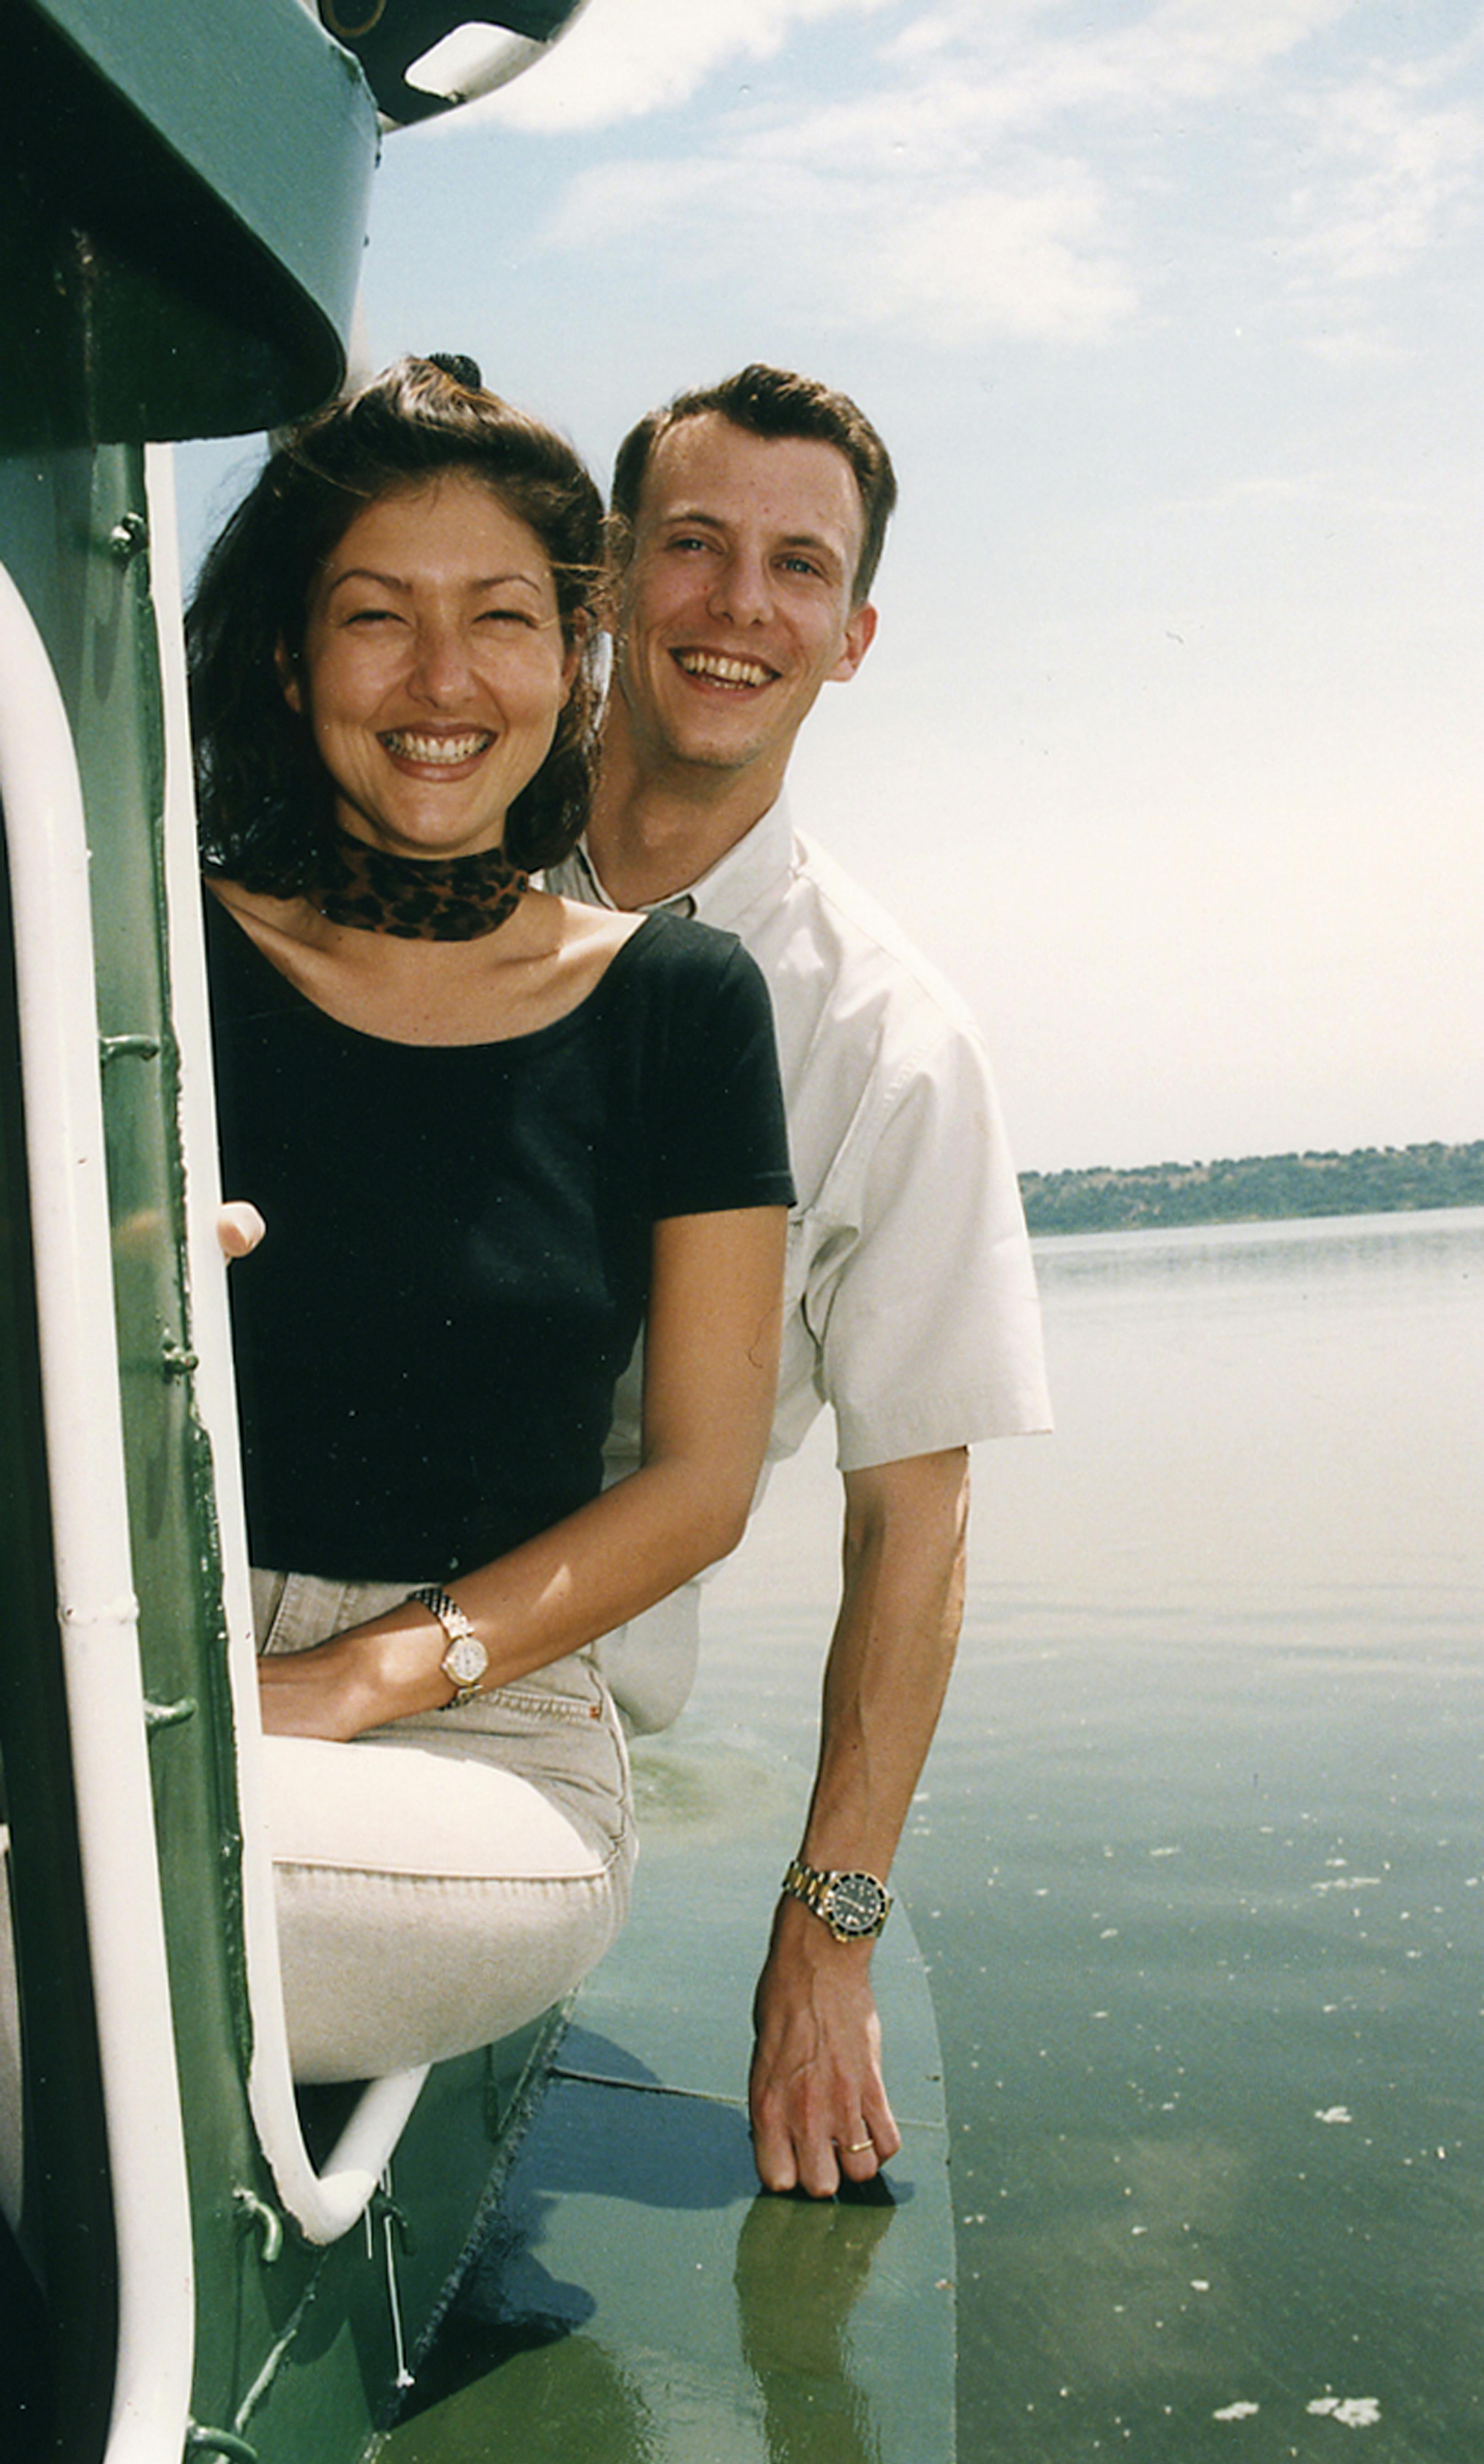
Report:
0,560,196,2463
146,447,429,2245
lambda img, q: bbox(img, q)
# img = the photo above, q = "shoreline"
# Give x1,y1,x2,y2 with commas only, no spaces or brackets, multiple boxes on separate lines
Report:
1019,1138,1484,1236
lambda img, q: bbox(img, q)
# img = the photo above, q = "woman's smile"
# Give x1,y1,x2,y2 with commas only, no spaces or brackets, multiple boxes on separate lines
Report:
379,726,496,768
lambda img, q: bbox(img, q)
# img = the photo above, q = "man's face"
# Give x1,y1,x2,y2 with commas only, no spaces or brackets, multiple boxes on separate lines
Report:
611,412,876,796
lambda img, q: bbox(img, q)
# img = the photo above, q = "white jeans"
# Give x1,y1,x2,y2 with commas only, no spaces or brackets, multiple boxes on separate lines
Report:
255,1571,635,2081
0,1573,634,2246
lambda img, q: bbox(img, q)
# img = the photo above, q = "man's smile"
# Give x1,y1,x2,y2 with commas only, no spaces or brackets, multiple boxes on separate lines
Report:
673,649,776,690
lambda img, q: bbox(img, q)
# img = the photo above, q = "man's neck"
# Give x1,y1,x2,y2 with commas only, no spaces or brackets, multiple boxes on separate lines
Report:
587,715,784,910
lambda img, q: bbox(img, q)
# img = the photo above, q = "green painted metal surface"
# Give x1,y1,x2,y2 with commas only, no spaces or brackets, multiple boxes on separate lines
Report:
0,10,554,2460
379,1735,958,2463
2,0,377,447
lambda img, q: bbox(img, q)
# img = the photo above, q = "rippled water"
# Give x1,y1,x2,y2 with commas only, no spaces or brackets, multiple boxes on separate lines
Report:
698,1209,1484,2462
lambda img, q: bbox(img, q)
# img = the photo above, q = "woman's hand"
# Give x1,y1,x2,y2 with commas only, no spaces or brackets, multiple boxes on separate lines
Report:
257,1602,451,1741
216,1200,266,1258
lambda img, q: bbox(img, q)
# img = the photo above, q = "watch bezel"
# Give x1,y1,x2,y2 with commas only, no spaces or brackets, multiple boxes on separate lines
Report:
441,1633,487,1691
782,1856,892,1942
820,1869,890,1939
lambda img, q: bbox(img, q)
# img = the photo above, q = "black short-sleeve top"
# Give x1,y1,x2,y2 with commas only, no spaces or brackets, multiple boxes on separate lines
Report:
205,895,795,1582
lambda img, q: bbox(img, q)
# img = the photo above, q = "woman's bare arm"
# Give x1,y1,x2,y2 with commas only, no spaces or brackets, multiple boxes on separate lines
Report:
258,1204,785,1739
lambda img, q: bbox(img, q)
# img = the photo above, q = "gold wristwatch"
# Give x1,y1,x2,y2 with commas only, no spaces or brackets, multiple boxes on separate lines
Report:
411,1585,488,1707
781,1856,893,1942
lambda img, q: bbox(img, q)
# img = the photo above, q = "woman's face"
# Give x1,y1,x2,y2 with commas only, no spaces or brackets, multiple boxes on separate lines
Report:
281,471,579,863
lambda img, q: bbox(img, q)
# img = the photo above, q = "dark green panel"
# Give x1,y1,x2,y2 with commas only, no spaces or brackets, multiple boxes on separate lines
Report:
2,0,377,446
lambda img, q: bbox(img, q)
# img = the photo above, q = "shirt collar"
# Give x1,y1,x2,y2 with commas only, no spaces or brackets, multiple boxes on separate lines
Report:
574,795,796,929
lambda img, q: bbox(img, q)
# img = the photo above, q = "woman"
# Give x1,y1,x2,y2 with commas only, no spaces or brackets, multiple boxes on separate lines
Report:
189,356,792,2080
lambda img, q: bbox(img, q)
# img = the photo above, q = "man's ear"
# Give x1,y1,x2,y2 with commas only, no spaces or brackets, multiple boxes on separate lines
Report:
599,511,632,638
830,599,878,685
559,613,587,705
274,637,304,715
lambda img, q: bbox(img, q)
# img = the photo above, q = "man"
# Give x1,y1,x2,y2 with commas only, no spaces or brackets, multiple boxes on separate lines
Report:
550,366,1051,2198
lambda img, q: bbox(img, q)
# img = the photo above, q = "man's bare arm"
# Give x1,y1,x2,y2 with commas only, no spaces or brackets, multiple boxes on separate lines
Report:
748,1445,970,2196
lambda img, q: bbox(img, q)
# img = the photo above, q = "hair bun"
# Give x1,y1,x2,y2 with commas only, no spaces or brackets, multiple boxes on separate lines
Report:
423,352,483,390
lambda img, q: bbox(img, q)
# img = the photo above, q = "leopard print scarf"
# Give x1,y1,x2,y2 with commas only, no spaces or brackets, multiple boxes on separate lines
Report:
313,831,529,941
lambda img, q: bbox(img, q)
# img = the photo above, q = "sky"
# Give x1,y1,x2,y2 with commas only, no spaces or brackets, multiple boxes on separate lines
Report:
181,0,1484,1172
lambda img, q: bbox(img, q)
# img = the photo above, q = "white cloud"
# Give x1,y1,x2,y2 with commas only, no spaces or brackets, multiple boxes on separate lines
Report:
544,141,1134,344
466,0,1352,143
454,0,1484,353
1287,70,1484,284
467,0,893,133
854,177,1138,342
878,0,1355,125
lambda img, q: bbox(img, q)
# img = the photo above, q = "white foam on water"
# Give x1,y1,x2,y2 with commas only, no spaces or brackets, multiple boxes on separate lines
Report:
1308,2396,1382,2427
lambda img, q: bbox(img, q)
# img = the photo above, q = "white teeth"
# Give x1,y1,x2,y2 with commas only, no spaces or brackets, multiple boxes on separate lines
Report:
382,730,490,764
676,651,773,689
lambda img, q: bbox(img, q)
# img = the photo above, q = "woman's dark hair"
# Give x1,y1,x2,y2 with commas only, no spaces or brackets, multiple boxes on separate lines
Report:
188,355,606,884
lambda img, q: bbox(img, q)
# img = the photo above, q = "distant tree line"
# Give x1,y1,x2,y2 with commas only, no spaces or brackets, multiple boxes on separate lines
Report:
1018,1141,1484,1235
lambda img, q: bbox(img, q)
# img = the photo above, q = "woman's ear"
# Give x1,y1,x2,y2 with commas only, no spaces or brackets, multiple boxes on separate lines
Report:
274,637,304,715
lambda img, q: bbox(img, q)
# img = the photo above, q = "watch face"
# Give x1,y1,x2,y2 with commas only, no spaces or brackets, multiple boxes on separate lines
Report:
444,1635,487,1688
824,1872,887,1936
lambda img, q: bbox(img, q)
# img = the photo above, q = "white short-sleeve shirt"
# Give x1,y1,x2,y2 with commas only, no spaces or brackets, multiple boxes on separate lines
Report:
550,797,1051,1727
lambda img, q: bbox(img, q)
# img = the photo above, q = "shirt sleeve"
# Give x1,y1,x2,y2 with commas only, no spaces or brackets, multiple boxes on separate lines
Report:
808,1018,1053,1469
646,926,796,1220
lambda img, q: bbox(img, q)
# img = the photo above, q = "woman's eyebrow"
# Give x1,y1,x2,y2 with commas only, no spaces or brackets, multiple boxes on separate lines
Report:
323,565,547,597
323,564,412,597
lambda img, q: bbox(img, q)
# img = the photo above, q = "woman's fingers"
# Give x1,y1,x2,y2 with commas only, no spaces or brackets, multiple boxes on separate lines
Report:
216,1200,266,1259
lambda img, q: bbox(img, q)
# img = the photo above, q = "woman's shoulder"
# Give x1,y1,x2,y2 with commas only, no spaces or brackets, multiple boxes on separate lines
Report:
541,896,753,1001
607,904,749,981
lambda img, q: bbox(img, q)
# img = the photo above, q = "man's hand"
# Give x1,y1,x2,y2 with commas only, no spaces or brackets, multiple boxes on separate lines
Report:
749,1447,970,2196
748,1893,902,2197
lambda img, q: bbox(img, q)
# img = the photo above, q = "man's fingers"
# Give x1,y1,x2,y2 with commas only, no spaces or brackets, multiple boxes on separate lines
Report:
836,2087,901,2184
750,2077,844,2198
749,2111,801,2196
751,2085,901,2199
862,2093,902,2166
836,2124,882,2185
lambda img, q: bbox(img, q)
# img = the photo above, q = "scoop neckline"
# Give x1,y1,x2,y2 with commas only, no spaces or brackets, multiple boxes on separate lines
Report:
207,891,671,1056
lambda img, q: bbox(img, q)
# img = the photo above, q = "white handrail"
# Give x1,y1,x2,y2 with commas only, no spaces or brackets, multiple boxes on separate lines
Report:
147,447,429,2245
0,562,196,2463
